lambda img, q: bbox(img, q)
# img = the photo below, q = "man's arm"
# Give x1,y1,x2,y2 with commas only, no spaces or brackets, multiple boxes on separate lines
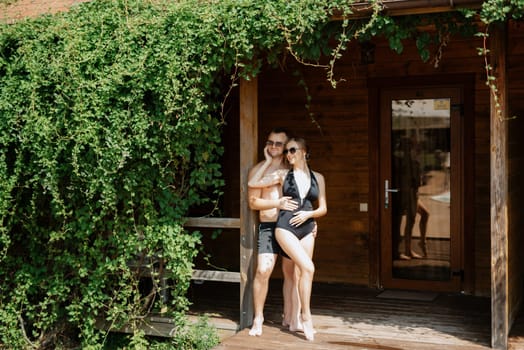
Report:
247,162,297,211
247,164,264,210
247,146,282,188
249,195,297,211
248,181,280,210
249,195,281,211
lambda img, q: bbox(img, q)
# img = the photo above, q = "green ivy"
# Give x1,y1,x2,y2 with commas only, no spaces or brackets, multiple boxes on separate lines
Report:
0,0,360,348
480,0,524,22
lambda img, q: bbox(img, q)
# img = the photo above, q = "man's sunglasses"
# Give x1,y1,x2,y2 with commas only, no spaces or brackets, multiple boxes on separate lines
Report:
283,147,301,155
266,140,284,147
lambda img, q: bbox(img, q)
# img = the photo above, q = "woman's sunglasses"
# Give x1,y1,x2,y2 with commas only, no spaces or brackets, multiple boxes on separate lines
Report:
283,147,300,155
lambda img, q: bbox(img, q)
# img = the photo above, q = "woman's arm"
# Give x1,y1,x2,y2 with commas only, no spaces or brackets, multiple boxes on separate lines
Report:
311,172,327,218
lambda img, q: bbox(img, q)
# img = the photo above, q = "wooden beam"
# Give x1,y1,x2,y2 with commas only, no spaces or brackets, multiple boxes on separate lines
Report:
331,0,483,19
192,269,240,283
183,217,240,229
239,76,258,329
490,23,509,350
128,264,240,283
96,313,239,338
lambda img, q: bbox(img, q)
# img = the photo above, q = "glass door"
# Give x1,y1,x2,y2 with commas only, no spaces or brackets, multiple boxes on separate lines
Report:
380,87,462,291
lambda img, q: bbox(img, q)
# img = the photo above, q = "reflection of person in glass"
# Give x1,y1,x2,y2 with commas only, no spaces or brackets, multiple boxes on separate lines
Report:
392,137,430,260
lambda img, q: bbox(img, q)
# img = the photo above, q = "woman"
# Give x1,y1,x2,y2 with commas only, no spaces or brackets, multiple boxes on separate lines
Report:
248,137,327,341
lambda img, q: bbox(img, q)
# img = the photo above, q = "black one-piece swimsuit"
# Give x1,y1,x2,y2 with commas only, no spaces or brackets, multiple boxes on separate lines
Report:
276,169,319,240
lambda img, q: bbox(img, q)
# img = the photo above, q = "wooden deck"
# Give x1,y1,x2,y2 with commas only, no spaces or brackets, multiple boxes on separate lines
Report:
187,280,524,350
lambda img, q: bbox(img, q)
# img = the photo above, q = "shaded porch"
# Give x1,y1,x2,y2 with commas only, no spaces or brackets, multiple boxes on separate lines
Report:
187,280,524,350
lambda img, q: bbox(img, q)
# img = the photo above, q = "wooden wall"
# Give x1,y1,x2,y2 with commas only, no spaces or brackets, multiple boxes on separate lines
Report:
257,50,371,285
365,31,492,296
4,0,521,300
202,24,524,298
159,21,524,300
255,31,493,294
507,20,524,325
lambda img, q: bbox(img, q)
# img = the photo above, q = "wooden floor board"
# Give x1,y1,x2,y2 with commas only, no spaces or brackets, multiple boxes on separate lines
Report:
186,280,524,350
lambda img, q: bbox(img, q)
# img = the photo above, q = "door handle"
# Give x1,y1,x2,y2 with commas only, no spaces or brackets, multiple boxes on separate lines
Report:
384,180,398,209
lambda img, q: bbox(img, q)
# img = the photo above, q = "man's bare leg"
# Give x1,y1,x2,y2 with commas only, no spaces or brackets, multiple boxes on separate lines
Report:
249,253,277,336
287,266,303,332
281,257,300,329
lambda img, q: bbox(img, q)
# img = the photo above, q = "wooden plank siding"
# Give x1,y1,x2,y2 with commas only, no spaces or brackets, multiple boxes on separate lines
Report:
199,22,523,299
507,19,524,343
253,31,493,291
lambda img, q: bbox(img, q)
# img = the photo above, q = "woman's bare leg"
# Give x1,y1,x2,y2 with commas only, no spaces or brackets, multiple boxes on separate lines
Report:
404,213,422,259
298,233,315,339
276,228,315,341
417,200,430,257
287,235,315,332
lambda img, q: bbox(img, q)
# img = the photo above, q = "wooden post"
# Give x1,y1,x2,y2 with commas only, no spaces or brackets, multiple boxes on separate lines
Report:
490,23,509,350
239,76,258,329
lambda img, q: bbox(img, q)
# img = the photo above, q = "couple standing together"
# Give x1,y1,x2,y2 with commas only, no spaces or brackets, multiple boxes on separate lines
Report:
247,128,327,341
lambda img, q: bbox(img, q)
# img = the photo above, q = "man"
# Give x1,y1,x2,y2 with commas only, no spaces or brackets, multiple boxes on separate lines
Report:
247,128,299,336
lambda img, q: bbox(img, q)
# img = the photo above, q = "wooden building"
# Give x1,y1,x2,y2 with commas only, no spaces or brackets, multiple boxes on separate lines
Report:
204,3,524,349
2,1,523,349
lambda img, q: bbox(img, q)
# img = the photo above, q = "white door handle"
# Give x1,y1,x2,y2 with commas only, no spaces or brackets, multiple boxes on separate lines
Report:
385,180,399,209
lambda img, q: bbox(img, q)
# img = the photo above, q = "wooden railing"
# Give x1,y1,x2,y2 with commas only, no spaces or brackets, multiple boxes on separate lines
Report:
184,217,241,283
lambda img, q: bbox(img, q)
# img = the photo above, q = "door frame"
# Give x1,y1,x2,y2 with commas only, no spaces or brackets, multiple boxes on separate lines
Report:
368,75,475,293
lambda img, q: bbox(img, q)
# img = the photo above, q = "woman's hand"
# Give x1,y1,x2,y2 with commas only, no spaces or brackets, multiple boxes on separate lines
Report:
289,210,311,227
278,196,298,211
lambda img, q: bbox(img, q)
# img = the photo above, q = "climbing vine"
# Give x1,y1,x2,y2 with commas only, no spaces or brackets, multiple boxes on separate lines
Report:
0,0,522,349
0,0,360,348
477,0,524,120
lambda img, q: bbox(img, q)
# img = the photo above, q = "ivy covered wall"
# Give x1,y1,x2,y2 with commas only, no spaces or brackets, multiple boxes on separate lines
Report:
0,0,523,348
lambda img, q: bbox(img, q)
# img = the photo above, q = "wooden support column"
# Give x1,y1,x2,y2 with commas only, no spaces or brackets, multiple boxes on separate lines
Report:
239,76,258,329
490,23,509,350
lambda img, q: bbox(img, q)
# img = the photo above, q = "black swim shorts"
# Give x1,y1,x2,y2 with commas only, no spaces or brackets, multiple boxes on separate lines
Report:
257,222,282,255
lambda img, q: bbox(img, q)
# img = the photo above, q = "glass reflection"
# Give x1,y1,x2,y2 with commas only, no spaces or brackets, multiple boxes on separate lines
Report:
391,98,451,281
